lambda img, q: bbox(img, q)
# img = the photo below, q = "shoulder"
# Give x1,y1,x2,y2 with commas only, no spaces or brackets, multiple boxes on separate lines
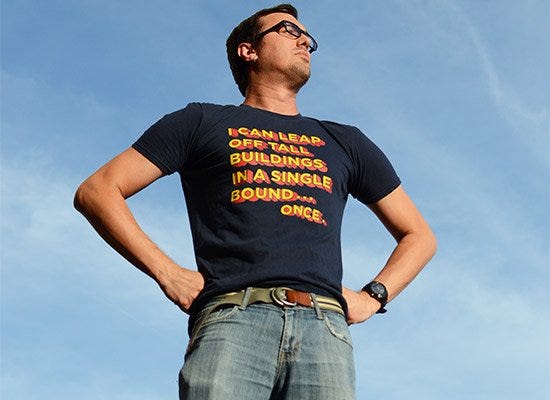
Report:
165,102,237,119
155,102,241,131
303,116,379,156
304,116,365,139
192,102,239,113
313,117,357,131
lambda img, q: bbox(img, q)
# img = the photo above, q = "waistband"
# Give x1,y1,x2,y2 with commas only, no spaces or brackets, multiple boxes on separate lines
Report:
210,287,345,316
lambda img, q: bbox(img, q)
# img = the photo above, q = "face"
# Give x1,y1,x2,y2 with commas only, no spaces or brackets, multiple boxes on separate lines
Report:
253,12,312,91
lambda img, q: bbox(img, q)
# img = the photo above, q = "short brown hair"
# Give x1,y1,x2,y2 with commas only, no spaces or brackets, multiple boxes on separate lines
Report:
226,4,298,97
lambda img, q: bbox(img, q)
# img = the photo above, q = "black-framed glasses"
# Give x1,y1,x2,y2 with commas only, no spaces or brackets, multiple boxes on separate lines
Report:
255,20,318,53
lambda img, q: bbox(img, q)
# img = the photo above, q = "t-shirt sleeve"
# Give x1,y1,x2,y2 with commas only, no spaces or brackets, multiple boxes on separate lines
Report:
347,127,401,205
132,103,203,175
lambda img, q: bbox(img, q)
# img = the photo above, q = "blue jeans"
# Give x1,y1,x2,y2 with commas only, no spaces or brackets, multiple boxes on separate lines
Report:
179,301,356,399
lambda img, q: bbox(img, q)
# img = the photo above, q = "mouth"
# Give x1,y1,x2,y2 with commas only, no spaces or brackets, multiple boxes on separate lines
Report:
296,50,310,61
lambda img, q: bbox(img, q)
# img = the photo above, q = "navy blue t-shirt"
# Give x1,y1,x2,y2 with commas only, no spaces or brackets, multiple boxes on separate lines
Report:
133,103,400,315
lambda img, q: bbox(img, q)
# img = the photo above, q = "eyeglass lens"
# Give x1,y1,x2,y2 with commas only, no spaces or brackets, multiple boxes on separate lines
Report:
283,22,317,53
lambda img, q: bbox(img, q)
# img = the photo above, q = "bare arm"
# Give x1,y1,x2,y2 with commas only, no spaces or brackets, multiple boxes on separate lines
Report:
343,185,437,324
73,147,204,312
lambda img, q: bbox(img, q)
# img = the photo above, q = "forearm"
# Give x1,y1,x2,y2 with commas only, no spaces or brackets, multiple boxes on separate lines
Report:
74,148,204,311
343,228,435,324
373,228,436,302
74,179,182,284
343,186,437,324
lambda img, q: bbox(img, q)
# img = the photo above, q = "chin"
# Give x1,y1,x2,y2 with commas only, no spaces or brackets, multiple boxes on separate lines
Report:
288,65,311,91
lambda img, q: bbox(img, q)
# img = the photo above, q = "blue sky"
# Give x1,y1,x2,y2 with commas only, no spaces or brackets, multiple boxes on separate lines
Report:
1,1,548,399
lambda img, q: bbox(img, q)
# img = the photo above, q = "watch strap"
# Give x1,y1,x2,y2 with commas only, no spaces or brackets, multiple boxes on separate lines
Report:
361,281,388,314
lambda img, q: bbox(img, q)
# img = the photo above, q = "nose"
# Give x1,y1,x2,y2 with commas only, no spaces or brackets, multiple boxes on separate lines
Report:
296,34,310,51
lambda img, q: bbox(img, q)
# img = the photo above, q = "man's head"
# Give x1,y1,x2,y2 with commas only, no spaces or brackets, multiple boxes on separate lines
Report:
226,4,316,97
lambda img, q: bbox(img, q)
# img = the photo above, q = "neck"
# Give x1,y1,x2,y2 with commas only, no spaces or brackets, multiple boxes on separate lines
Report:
243,81,300,116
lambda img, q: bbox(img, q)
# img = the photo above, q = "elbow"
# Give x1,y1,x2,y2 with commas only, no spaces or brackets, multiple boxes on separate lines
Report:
396,222,437,260
74,175,122,219
404,222,437,261
429,231,438,258
73,179,100,217
425,226,437,260
73,181,90,215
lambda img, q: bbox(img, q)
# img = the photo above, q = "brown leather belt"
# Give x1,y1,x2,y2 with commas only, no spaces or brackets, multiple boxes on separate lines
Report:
285,289,315,306
211,287,344,315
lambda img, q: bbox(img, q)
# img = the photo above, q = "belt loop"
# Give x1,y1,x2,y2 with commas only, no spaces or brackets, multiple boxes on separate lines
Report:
310,293,324,320
239,287,253,310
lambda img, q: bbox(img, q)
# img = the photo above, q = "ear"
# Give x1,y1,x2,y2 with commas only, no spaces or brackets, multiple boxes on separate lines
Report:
237,42,258,62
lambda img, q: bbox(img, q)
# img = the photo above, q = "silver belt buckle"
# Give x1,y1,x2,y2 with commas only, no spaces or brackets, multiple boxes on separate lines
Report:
270,287,297,307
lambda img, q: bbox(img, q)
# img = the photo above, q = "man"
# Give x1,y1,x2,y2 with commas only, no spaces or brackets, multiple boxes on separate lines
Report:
74,4,436,399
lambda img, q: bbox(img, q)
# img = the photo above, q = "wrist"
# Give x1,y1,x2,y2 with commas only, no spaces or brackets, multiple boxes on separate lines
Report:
152,261,182,285
358,291,382,313
361,281,388,314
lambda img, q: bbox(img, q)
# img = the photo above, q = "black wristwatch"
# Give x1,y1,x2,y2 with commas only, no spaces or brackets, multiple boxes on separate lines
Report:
362,281,388,314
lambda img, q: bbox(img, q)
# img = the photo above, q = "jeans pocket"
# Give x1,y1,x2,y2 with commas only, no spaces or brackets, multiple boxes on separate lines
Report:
186,306,241,356
323,311,354,349
200,305,240,328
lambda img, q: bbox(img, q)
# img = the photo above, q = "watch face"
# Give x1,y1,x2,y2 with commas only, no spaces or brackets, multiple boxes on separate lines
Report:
367,282,388,301
371,282,385,296
363,281,388,303
363,281,388,310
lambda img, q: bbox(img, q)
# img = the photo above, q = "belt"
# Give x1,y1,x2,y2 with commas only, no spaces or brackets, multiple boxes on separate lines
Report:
211,287,344,316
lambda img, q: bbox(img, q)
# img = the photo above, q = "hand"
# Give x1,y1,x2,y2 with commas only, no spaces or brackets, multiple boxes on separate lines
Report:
156,265,205,313
342,287,382,325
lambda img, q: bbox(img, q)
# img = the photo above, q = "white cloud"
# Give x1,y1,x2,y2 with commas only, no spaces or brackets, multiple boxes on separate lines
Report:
444,0,548,162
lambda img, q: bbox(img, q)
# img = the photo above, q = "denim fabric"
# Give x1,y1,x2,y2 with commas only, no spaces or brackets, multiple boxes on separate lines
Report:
179,302,355,400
